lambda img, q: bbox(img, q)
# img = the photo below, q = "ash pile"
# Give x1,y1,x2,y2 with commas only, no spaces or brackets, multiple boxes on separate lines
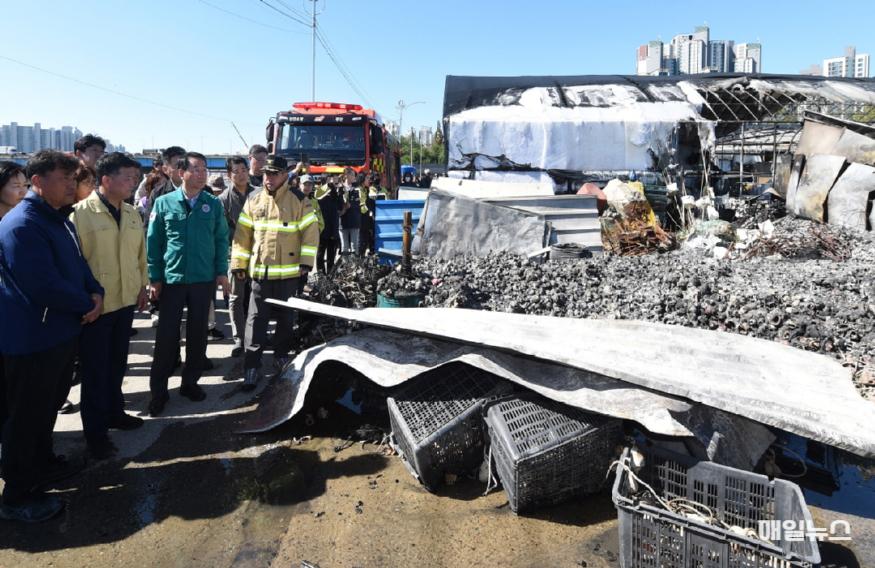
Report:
295,256,391,349
376,217,875,400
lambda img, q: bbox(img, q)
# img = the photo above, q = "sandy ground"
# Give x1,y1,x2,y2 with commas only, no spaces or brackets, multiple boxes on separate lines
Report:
0,301,871,567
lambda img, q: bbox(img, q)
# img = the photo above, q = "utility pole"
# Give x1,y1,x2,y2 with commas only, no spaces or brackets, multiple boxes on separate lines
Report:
309,0,322,101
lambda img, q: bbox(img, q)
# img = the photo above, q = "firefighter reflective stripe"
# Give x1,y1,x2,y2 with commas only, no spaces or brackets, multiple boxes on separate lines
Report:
232,249,252,260
237,212,254,228
250,263,300,278
250,214,318,233
253,220,303,233
299,212,318,229
300,245,317,258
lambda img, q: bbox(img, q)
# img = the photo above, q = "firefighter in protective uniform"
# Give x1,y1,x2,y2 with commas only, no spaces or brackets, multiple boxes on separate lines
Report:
230,155,320,390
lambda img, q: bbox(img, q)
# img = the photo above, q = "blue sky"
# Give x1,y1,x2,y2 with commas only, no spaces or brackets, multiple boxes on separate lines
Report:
2,0,873,154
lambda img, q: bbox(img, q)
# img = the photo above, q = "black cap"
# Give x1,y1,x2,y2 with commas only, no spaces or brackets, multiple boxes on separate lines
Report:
262,154,289,173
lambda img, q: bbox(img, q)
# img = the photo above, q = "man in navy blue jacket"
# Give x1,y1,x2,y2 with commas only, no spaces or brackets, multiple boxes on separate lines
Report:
0,150,104,523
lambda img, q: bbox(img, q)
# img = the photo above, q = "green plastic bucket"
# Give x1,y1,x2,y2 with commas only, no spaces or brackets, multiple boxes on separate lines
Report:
376,292,424,308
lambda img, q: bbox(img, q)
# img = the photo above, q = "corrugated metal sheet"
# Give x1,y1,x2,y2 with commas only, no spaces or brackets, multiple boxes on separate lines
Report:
484,195,602,251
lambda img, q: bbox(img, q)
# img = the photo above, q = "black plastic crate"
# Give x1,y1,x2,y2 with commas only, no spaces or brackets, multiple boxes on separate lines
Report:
612,445,820,567
387,364,510,491
484,395,623,513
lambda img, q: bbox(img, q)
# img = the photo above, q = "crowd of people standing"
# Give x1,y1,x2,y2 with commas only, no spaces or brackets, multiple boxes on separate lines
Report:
0,134,389,523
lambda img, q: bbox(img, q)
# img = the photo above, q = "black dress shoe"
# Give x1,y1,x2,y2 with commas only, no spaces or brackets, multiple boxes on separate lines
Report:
0,493,64,523
108,413,144,430
149,394,169,417
58,399,76,414
207,328,225,341
231,345,243,358
87,437,118,461
179,384,206,402
37,454,84,486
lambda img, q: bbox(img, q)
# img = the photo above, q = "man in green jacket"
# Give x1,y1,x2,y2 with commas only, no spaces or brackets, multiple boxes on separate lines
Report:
146,151,229,416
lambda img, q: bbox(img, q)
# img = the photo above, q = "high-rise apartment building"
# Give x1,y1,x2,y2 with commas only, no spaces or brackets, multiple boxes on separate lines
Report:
636,26,761,76
822,47,870,78
636,41,663,76
708,40,735,73
0,123,123,153
418,126,434,146
733,43,762,73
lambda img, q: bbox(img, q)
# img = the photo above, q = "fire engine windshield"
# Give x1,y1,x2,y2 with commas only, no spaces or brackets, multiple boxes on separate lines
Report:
277,123,366,164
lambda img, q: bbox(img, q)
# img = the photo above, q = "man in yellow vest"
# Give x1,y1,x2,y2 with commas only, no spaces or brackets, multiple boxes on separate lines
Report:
231,155,320,391
70,152,149,460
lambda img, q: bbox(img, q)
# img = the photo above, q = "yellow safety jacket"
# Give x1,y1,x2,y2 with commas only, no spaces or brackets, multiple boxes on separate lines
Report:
231,182,320,280
70,191,148,314
308,195,325,232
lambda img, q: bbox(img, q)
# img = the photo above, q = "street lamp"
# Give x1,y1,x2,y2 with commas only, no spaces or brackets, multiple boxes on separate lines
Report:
396,99,425,162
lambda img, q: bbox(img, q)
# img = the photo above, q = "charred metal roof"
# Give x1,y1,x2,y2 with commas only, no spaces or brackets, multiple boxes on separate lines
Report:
444,74,875,124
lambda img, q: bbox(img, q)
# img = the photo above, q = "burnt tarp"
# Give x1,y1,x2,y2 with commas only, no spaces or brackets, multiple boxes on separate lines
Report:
412,190,550,258
443,74,875,118
443,74,875,176
241,328,774,470
791,154,846,221
827,163,875,229
270,299,875,459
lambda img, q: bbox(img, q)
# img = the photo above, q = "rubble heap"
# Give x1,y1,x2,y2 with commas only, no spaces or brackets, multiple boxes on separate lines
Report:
730,197,786,229
395,218,875,399
375,268,430,299
307,256,391,308
741,218,853,261
296,257,392,350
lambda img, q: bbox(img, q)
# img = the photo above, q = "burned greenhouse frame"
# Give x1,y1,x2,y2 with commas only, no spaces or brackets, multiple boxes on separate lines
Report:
442,73,875,193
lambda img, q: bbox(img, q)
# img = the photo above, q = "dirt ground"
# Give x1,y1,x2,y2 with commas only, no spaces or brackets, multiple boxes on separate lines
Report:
0,306,872,568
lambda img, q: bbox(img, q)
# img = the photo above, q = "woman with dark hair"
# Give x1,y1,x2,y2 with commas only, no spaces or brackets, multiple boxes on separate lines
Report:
137,170,168,223
0,160,27,452
0,161,28,220
74,163,96,203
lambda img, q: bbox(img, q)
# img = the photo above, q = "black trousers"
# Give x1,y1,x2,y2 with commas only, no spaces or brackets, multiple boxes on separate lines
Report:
0,356,6,442
359,216,374,256
2,338,77,504
79,305,135,441
244,278,298,370
149,282,213,398
317,233,339,273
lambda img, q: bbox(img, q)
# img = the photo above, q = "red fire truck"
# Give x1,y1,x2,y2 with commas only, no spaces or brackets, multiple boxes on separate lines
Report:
265,102,401,191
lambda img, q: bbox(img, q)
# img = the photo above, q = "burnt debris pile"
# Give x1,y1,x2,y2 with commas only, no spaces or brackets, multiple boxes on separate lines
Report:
371,218,875,399
307,255,391,308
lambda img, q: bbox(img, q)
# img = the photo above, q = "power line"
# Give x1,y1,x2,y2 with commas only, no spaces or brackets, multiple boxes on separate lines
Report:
255,0,310,27
194,0,307,34
255,0,374,107
272,0,310,21
314,25,374,107
0,55,232,123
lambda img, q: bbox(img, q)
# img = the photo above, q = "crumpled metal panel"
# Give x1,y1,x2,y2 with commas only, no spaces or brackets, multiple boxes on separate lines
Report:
792,154,846,221
413,190,550,258
833,128,875,167
827,163,875,229
796,120,844,157
784,155,804,207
